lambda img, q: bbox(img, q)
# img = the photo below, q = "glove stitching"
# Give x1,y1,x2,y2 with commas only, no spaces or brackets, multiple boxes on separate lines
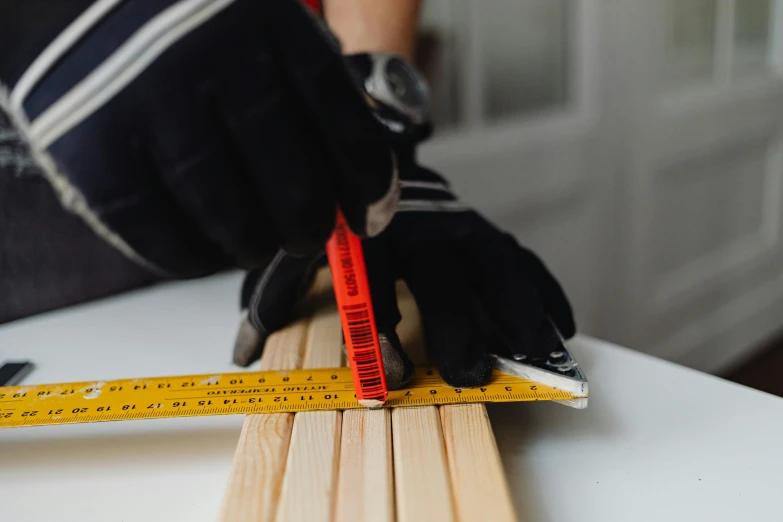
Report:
397,200,471,213
398,180,451,192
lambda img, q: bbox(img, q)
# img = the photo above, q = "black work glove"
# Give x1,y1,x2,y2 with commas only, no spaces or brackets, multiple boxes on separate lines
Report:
234,65,576,389
0,0,398,277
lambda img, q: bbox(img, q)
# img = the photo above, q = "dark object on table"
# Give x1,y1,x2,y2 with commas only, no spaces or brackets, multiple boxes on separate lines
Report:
0,361,35,386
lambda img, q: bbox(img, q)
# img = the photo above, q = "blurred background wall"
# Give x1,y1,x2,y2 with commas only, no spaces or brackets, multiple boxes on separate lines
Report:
414,0,783,375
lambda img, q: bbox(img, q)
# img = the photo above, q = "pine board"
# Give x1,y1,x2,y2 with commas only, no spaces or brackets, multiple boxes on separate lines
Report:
392,406,456,522
275,273,344,522
219,271,330,522
275,410,342,522
218,318,307,522
441,404,517,522
334,408,395,522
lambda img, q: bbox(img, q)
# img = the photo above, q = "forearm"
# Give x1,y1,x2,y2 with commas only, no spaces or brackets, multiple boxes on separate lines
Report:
324,0,422,61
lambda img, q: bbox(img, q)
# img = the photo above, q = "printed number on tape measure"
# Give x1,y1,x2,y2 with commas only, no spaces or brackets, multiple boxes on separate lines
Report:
0,367,583,428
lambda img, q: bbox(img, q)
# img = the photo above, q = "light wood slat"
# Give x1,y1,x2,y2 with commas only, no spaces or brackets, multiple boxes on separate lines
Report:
440,404,517,522
218,323,308,522
220,414,295,522
302,272,342,369
392,406,456,522
334,408,394,522
275,410,342,522
333,281,399,522
275,271,344,522
219,270,331,522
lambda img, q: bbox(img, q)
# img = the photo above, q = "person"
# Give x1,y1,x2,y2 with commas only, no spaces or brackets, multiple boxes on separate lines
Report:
0,0,575,389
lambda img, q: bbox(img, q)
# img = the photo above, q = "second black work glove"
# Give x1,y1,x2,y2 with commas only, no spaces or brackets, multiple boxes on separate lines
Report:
234,152,575,389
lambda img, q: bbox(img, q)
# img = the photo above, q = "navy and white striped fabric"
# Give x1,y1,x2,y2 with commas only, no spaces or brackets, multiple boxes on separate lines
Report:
12,0,235,149
1,0,399,278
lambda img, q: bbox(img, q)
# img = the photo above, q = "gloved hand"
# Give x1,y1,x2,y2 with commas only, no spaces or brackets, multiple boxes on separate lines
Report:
0,0,398,277
234,61,575,388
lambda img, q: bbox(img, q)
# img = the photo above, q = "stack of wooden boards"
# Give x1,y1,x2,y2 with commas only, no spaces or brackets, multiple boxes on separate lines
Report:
219,269,517,522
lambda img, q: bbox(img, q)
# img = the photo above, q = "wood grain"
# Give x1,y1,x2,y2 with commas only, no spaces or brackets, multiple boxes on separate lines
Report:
219,270,331,522
334,408,394,522
220,414,295,522
392,406,456,522
218,319,308,522
275,410,342,522
332,283,397,522
275,270,344,522
441,404,517,522
221,271,516,522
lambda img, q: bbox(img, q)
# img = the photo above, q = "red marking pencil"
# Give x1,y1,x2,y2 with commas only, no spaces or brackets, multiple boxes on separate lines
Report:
325,210,388,407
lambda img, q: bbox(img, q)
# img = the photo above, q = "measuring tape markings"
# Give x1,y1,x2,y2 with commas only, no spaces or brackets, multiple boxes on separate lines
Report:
0,367,584,428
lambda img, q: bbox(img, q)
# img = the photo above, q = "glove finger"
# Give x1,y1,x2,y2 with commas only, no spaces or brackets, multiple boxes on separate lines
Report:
266,1,399,238
233,251,321,366
146,88,278,269
394,228,492,388
363,236,413,390
519,246,576,339
217,60,337,257
451,213,575,362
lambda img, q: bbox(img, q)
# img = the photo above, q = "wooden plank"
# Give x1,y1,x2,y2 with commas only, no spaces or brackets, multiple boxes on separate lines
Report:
275,410,342,522
392,406,456,522
301,279,343,369
334,408,394,522
440,404,517,522
219,270,331,522
219,414,295,522
275,271,344,522
218,321,308,522
333,283,399,522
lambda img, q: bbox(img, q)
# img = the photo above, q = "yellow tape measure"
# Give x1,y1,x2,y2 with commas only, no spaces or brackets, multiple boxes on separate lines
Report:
0,367,581,428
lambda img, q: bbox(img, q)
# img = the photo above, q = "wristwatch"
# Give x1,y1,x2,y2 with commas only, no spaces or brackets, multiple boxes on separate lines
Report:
345,53,430,125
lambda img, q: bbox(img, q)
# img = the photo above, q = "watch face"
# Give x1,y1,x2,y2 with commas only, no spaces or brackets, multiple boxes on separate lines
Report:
384,57,428,112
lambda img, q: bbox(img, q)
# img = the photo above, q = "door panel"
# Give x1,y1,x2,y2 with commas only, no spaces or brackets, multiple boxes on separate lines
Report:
416,0,783,373
628,0,783,369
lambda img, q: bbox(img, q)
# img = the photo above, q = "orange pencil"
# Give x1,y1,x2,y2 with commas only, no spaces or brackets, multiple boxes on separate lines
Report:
325,210,388,407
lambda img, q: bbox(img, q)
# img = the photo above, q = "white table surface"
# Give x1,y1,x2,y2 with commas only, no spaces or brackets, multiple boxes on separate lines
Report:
1,272,782,522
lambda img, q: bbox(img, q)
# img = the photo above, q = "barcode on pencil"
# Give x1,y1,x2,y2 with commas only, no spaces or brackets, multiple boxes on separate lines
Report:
343,303,385,400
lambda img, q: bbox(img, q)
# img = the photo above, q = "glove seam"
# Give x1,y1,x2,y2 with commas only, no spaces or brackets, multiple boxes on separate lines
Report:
396,200,470,213
398,180,451,193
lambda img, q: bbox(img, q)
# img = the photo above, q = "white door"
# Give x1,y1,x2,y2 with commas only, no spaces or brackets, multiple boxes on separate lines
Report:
621,0,783,372
417,0,783,373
